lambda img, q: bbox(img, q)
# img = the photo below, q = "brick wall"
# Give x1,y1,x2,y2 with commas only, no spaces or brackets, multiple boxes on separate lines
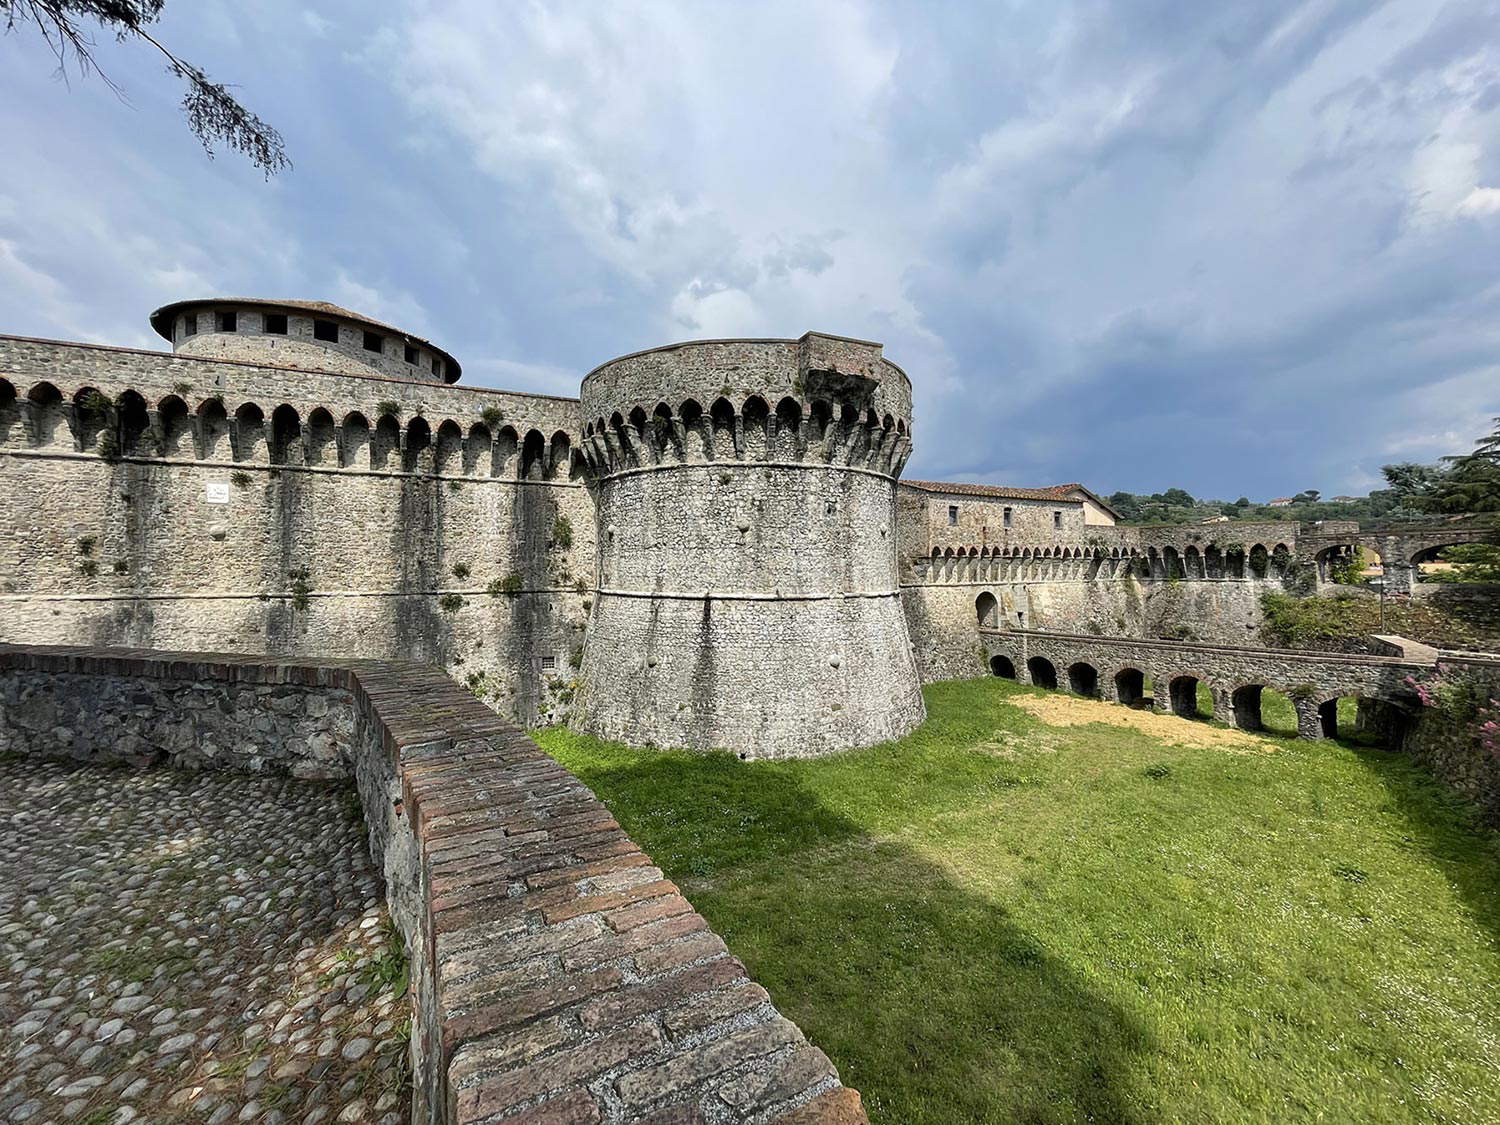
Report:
0,643,867,1125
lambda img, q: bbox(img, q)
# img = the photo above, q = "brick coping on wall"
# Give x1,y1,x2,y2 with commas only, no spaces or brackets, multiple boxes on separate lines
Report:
0,643,866,1125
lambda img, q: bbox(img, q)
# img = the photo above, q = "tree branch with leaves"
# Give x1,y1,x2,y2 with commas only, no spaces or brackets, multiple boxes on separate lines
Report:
3,0,289,176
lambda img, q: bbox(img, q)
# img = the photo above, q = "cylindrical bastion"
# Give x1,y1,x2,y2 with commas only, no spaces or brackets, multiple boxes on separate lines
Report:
576,331,926,759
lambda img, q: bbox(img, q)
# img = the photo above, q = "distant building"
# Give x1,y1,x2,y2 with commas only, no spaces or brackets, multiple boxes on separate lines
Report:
1199,514,1230,523
1330,496,1360,504
1268,497,1295,507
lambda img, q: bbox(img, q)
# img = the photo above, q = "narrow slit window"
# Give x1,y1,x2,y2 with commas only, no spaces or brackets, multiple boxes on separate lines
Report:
184,313,197,337
1003,507,1013,529
264,313,288,335
947,504,959,526
1053,510,1063,530
314,319,338,342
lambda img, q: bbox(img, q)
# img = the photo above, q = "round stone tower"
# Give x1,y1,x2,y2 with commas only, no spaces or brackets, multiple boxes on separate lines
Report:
576,331,926,759
149,298,461,383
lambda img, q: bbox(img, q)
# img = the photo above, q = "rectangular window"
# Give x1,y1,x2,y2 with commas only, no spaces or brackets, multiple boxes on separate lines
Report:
264,313,288,335
431,356,443,376
314,319,338,342
539,655,557,671
184,313,197,337
404,343,418,364
363,331,383,353
1053,510,1063,530
218,310,237,332
1003,507,1013,529
947,504,959,526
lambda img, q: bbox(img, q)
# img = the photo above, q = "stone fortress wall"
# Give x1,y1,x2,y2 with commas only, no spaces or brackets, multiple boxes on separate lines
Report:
575,334,926,757
2,300,1496,760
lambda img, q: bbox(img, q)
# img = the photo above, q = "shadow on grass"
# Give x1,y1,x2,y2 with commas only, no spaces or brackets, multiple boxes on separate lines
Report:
560,748,1153,1124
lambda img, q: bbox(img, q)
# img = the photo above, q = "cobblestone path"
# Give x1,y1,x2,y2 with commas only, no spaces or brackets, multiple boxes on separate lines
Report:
0,757,411,1124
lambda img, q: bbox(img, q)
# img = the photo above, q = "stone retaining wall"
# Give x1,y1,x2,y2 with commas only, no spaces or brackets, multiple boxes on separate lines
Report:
0,643,865,1125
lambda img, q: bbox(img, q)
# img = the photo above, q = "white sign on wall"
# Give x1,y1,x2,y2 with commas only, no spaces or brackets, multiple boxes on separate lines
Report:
205,482,231,505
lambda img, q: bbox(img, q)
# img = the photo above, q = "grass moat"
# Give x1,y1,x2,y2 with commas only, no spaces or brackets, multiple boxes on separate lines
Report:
537,678,1500,1124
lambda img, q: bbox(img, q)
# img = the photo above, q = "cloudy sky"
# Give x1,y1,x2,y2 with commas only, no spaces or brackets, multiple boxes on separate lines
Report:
2,1,1497,499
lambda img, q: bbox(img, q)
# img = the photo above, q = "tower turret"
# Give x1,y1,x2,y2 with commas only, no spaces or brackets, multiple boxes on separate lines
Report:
575,331,926,758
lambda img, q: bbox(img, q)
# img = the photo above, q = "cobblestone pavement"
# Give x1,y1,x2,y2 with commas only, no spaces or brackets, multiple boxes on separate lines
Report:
0,757,411,1124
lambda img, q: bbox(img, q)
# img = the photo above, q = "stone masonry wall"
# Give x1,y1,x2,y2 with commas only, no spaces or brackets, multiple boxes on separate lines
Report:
0,643,869,1125
0,335,591,726
1404,655,1500,823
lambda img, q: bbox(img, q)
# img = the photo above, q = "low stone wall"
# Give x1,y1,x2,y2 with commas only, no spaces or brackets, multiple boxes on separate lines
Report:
0,643,865,1125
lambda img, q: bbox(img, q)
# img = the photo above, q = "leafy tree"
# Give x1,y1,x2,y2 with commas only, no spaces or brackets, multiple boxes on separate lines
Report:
1234,497,1250,507
3,0,288,175
1427,416,1500,514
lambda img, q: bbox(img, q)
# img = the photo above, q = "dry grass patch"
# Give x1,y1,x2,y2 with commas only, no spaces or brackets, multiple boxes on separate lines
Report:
1009,692,1278,753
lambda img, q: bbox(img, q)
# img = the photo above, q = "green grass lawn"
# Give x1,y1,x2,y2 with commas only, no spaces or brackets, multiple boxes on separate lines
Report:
536,679,1500,1124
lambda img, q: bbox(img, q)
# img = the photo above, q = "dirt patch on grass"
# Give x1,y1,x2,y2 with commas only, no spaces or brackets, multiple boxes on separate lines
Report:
1009,694,1278,753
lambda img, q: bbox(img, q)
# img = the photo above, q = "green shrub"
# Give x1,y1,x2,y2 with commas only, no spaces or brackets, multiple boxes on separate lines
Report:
376,400,401,417
439,592,465,612
480,405,505,428
231,471,253,489
451,562,471,580
172,381,193,394
288,568,311,612
76,535,96,557
79,559,98,577
552,516,573,550
112,559,128,575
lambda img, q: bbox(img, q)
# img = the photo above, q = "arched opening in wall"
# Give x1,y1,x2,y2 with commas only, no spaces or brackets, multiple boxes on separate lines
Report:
774,396,802,459
520,429,546,480
1067,662,1099,697
1256,688,1299,737
403,417,433,473
116,390,151,456
709,397,736,460
464,422,491,475
1412,543,1488,585
1315,544,1364,584
1225,547,1246,579
1115,668,1147,708
1231,684,1264,731
989,654,1016,679
809,399,832,446
976,591,999,628
1317,695,1413,748
1168,675,1211,719
1163,546,1185,579
569,449,588,481
71,386,108,449
650,404,674,461
1184,546,1203,578
340,411,370,469
0,378,17,445
305,408,336,466
158,395,192,457
433,420,463,475
24,382,65,448
269,404,302,466
1204,545,1223,578
232,403,265,462
198,398,230,460
1134,553,1151,580
493,425,519,477
1146,547,1163,580
547,430,572,480
1248,544,1269,578
742,396,769,460
680,399,705,460
1027,657,1058,689
371,412,400,470
1271,543,1291,578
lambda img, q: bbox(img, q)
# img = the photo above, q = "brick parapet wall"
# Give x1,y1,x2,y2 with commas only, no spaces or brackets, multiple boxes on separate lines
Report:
0,643,865,1125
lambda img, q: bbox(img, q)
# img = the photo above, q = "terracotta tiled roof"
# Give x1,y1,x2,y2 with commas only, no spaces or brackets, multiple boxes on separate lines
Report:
901,479,1080,501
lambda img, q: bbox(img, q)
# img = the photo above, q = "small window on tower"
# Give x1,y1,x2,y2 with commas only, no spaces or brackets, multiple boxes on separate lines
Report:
1003,507,1013,529
218,310,237,332
404,343,418,365
1053,510,1063,530
184,313,197,337
363,331,383,353
264,313,288,335
314,319,338,342
947,505,959,525
539,655,557,671
431,356,443,377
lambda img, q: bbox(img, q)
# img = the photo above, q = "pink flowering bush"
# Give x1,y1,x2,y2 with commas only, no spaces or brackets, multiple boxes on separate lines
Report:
1405,664,1500,761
